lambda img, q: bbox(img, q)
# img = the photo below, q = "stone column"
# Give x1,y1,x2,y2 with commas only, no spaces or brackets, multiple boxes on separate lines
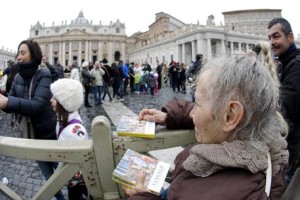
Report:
89,40,92,62
207,38,212,60
59,41,62,63
69,42,72,63
177,44,182,62
191,40,195,61
197,39,205,57
182,43,185,64
62,41,65,66
98,41,102,61
85,40,88,62
221,39,226,56
49,43,53,64
230,41,234,55
238,42,242,51
78,41,82,64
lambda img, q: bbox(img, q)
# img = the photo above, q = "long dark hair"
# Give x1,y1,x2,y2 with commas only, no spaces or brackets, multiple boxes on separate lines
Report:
56,101,69,129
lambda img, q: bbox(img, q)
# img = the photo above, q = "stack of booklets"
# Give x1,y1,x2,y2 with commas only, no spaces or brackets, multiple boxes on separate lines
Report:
116,116,156,138
112,148,170,195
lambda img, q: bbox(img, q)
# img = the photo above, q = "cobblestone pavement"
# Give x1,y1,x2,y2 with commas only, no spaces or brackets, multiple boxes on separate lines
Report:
0,85,191,199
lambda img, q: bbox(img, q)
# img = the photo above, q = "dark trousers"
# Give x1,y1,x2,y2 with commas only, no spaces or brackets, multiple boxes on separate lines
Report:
68,184,90,200
123,77,129,94
113,81,123,98
83,84,91,106
150,87,155,96
102,82,112,101
130,77,135,92
158,75,162,89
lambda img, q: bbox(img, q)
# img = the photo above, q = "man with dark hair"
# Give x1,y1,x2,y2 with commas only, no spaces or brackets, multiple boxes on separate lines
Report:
42,55,59,82
117,60,126,100
186,54,203,79
129,62,135,93
156,60,162,89
55,60,64,79
121,60,130,95
268,17,300,183
186,53,203,102
101,58,113,102
3,60,13,76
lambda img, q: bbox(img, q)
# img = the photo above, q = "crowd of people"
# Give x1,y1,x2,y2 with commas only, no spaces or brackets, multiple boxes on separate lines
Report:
59,57,197,105
0,16,299,199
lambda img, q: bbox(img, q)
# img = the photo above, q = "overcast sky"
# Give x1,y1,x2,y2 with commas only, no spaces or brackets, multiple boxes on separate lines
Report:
1,0,299,53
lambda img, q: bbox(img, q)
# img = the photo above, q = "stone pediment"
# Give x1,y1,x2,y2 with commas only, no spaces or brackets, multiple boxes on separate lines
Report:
62,28,90,36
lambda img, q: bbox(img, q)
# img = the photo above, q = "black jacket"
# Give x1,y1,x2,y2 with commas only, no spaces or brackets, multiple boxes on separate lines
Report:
277,44,300,163
46,63,59,82
7,68,56,139
101,64,113,84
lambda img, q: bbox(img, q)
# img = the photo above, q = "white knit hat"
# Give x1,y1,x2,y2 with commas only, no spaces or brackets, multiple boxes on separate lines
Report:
82,61,89,68
50,78,83,112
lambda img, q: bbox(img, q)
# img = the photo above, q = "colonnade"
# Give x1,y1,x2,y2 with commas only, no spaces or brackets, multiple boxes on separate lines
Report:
177,38,255,64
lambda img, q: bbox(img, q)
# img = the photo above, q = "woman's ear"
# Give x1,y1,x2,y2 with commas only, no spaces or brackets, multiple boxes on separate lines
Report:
223,101,244,133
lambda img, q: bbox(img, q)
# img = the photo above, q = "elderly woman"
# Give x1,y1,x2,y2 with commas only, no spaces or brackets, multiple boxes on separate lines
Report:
124,43,289,200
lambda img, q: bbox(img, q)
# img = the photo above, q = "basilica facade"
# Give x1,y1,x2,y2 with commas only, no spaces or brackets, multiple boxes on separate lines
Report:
29,11,126,66
28,9,299,67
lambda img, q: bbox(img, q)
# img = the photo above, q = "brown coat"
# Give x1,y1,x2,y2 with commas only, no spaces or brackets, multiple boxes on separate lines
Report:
129,145,285,200
162,98,194,130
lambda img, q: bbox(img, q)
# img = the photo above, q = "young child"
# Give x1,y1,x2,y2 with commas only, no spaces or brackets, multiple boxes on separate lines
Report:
153,72,159,94
50,78,89,200
133,64,141,93
147,72,156,97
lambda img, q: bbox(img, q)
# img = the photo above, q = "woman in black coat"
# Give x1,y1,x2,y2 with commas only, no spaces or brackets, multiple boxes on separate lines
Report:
0,40,65,200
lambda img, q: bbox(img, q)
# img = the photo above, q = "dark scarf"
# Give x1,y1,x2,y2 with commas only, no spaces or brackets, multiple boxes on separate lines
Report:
278,44,297,64
18,62,39,80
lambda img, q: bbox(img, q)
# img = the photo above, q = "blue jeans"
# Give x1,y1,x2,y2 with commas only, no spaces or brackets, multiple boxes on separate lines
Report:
119,79,124,97
93,85,102,104
150,87,155,96
37,161,65,200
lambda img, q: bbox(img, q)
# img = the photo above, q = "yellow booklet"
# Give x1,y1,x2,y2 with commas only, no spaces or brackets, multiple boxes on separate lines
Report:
112,148,170,195
116,116,156,138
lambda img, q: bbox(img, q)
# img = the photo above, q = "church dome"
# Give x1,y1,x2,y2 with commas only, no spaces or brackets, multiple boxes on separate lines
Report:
71,11,90,26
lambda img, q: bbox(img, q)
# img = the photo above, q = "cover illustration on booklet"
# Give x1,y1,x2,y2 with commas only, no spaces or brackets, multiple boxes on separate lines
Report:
116,116,156,138
112,148,170,195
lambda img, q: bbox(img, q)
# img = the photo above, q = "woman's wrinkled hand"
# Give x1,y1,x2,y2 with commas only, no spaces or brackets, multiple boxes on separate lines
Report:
122,170,148,196
138,108,167,126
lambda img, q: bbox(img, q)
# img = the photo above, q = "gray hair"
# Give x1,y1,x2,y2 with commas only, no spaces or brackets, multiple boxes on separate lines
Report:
197,43,287,143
